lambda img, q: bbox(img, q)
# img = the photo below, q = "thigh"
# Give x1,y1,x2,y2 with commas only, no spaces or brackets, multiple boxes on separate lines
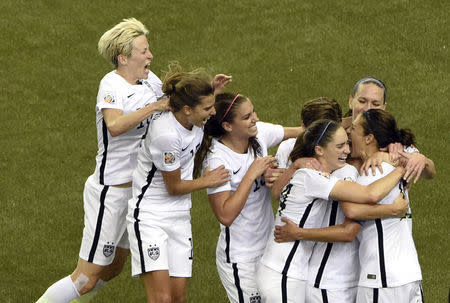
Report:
128,219,170,277
166,217,193,278
79,176,131,266
170,277,189,303
256,264,305,303
217,257,261,303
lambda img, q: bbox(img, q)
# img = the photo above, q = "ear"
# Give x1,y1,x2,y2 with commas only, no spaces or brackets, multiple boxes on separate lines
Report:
314,145,324,156
348,95,354,109
182,105,192,116
365,133,375,145
117,54,127,66
222,121,232,132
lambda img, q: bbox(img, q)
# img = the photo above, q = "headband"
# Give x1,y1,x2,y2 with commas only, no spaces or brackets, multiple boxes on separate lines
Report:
353,77,387,101
315,121,332,146
220,94,240,122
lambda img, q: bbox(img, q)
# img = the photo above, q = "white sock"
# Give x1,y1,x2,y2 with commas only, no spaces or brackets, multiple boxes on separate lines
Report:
36,275,80,303
69,280,107,303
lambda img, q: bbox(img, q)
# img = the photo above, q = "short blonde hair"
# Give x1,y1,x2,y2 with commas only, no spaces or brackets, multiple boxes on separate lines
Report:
98,18,149,67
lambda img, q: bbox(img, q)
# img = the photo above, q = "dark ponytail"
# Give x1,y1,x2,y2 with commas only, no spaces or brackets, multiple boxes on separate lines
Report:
361,109,415,148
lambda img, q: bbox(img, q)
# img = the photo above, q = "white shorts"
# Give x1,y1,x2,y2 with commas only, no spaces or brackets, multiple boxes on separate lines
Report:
256,263,306,303
356,281,424,303
306,284,357,303
79,175,131,266
127,205,193,277
216,253,262,303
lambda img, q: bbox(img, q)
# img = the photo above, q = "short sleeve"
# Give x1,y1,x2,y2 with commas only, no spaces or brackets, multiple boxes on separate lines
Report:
96,77,124,111
256,122,284,149
144,71,164,99
276,139,295,169
302,169,340,200
205,155,231,195
148,132,181,172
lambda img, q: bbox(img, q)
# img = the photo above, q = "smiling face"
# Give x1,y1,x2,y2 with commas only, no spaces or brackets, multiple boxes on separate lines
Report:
121,35,153,82
349,83,386,121
319,127,350,172
226,99,259,139
188,94,216,128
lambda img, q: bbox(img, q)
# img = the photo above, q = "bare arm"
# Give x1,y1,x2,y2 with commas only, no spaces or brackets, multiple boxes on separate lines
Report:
208,156,275,226
329,166,405,204
274,217,361,243
161,165,230,196
340,193,408,220
102,98,169,136
282,127,303,141
399,151,436,183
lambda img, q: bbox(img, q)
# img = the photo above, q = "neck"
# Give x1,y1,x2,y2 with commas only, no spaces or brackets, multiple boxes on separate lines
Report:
173,111,193,130
221,134,249,154
317,157,333,173
116,67,139,85
359,144,379,161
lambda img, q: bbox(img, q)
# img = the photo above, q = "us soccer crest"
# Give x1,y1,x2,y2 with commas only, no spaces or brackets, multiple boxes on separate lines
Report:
249,293,261,303
148,244,160,260
103,242,115,257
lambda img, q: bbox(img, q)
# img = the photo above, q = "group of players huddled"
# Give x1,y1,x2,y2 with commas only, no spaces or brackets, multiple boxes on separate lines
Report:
37,18,435,303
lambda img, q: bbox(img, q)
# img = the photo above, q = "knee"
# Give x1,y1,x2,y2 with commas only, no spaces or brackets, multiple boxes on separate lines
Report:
151,292,172,303
171,293,186,303
100,261,125,281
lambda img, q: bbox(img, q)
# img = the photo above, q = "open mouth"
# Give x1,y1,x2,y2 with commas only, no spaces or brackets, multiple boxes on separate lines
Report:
145,62,151,70
338,156,347,162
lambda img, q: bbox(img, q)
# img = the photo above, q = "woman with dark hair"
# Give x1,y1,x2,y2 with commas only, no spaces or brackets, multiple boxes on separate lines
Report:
256,119,407,303
349,109,423,302
193,92,301,303
126,63,230,303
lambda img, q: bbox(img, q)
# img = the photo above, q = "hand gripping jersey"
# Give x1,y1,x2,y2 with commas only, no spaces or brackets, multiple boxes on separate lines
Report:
260,168,340,281
307,164,360,290
356,162,422,288
131,111,203,212
94,70,163,185
205,122,284,263
275,138,296,169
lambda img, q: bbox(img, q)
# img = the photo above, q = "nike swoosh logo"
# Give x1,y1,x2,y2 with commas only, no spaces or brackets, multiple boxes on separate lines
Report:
233,168,241,174
127,93,135,98
181,145,190,151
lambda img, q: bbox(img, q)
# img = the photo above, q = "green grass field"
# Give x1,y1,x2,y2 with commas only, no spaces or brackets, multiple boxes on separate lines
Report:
1,0,449,302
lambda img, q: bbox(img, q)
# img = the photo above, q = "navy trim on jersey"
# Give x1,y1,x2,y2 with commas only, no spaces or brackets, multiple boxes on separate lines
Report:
373,288,379,303
420,283,425,302
99,119,109,185
314,200,338,288
225,227,231,263
133,164,157,274
321,289,329,303
281,198,317,303
88,185,109,262
375,219,387,287
232,263,244,303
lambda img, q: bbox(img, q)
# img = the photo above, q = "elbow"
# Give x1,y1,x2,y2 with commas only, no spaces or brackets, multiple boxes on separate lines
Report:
366,191,381,204
106,124,122,137
342,207,357,221
218,216,234,227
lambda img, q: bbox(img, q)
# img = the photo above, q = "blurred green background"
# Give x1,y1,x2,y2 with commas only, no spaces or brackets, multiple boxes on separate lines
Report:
1,0,448,302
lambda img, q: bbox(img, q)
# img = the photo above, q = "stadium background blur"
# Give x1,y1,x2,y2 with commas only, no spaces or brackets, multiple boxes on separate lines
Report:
1,0,448,301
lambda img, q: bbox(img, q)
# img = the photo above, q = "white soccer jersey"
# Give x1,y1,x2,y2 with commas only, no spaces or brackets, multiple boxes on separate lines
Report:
260,168,340,281
93,70,163,185
131,110,203,212
356,162,422,288
275,138,296,169
307,164,360,290
205,121,284,263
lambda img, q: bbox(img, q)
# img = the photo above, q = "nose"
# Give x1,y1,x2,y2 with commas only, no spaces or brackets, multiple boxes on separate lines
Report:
147,49,153,60
252,112,259,122
210,106,216,116
344,143,350,154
